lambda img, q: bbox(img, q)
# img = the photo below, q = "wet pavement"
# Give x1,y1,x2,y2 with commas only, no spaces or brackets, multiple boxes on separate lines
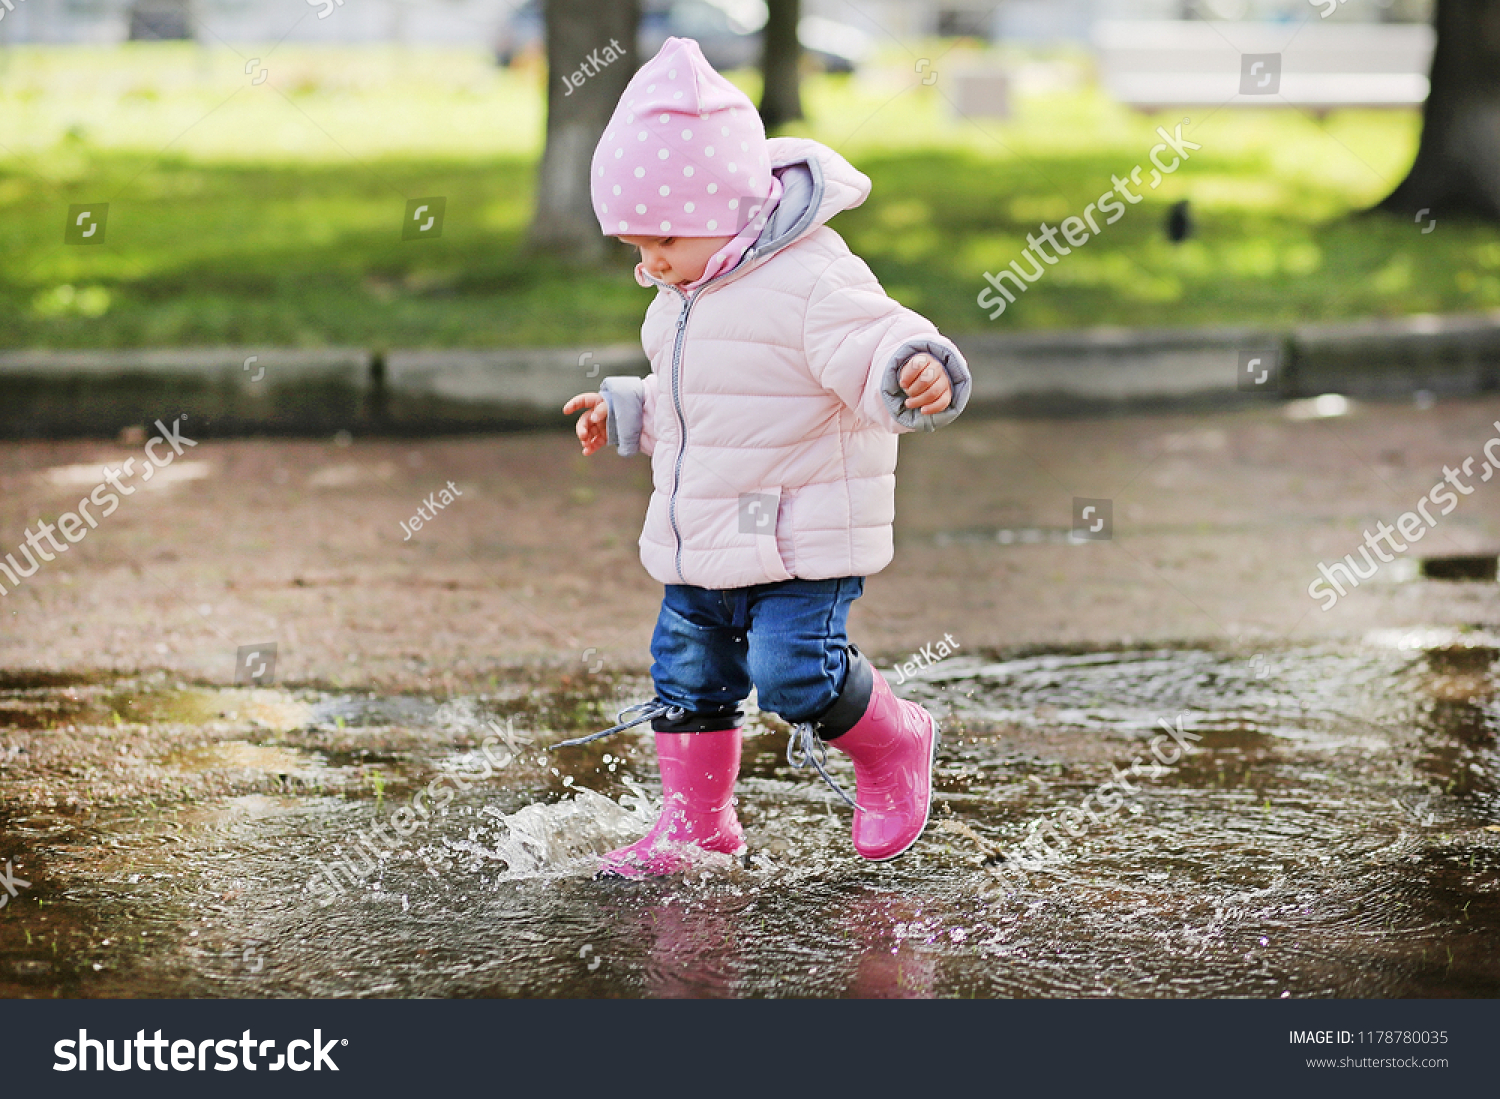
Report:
5,397,1500,997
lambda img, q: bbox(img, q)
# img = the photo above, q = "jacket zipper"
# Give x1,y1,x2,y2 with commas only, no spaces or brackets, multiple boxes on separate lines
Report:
650,248,761,583
667,286,695,583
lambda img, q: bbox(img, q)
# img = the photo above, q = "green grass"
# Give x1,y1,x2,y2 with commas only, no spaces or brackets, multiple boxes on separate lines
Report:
2,43,1499,350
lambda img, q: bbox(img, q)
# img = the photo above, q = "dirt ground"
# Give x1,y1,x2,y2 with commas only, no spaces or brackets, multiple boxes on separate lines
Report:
4,395,1500,693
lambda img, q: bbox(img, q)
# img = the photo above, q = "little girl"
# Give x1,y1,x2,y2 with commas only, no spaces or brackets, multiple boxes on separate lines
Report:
563,37,971,878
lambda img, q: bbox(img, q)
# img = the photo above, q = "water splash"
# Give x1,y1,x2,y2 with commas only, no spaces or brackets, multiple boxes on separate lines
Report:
444,783,658,878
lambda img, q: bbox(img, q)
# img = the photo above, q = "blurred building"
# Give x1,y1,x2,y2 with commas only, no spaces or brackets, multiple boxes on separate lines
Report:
0,0,1434,46
0,0,518,44
838,0,1432,42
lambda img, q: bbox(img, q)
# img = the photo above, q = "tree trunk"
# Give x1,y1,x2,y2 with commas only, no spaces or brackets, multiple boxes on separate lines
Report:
526,0,639,264
1377,0,1500,222
758,0,803,130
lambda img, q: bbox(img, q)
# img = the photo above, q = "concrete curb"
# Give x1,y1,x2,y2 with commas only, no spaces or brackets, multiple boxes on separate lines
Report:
1289,312,1500,399
0,348,370,437
4,311,1499,437
958,324,1281,413
383,345,648,431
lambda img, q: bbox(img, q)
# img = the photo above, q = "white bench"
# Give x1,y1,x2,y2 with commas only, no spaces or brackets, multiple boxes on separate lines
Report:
1092,20,1434,109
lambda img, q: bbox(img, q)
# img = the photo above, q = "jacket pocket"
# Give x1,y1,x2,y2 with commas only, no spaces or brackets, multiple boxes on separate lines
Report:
774,488,798,577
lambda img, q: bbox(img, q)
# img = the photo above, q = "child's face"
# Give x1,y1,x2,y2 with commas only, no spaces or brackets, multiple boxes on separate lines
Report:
620,234,736,286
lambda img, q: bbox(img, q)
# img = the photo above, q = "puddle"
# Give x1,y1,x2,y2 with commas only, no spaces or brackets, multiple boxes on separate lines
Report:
933,527,1085,547
3,639,1500,997
41,461,212,491
306,462,398,489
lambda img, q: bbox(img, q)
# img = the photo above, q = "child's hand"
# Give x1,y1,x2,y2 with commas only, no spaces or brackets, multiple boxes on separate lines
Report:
563,392,610,455
899,352,953,416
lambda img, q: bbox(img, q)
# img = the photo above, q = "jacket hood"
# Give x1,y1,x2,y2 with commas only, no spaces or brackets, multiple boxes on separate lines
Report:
763,137,871,240
744,137,870,267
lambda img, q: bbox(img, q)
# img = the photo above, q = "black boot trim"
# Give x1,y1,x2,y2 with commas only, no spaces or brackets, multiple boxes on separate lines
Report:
814,645,874,741
651,707,744,733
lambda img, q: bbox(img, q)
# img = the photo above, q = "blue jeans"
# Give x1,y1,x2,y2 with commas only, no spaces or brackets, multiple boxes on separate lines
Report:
649,577,865,731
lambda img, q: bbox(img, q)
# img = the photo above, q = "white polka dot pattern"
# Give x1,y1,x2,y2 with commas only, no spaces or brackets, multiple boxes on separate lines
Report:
588,37,777,241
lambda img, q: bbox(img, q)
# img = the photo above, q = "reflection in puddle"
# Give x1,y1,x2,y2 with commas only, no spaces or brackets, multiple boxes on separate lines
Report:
3,637,1500,998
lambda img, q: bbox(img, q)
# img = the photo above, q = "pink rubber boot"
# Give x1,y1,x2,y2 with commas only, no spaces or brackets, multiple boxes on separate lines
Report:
597,728,746,878
828,669,938,862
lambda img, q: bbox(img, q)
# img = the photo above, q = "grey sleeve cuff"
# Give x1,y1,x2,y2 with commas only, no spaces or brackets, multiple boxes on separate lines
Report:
881,338,971,431
599,375,646,457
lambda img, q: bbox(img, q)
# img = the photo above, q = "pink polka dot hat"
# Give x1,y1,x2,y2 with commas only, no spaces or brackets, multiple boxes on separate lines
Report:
590,36,776,241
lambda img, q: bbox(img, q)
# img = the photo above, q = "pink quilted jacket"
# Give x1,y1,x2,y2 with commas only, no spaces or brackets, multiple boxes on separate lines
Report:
600,137,970,590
